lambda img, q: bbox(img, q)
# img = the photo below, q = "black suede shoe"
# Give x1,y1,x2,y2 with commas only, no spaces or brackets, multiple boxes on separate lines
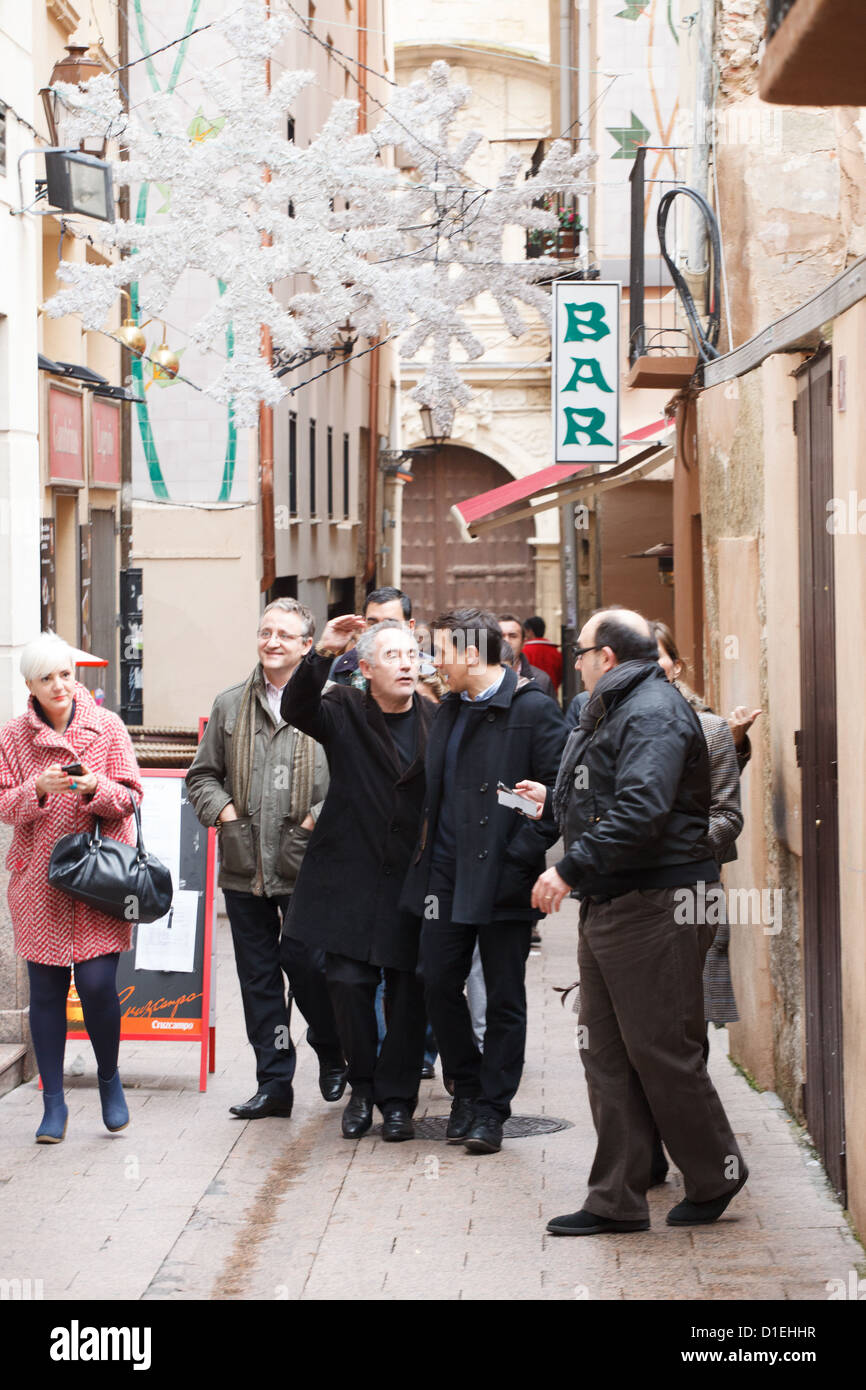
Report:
464,1115,503,1154
381,1102,414,1142
666,1168,749,1226
319,1062,349,1103
546,1209,650,1236
341,1093,374,1139
229,1090,293,1119
446,1097,477,1143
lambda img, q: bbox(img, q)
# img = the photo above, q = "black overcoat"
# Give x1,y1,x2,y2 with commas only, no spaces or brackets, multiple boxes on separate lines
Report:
401,666,568,925
281,650,434,970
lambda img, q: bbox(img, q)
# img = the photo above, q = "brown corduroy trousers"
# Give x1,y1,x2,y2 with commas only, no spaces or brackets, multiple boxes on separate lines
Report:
577,886,745,1222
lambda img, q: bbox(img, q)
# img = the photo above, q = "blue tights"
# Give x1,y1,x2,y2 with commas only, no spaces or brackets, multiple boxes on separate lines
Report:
27,954,121,1094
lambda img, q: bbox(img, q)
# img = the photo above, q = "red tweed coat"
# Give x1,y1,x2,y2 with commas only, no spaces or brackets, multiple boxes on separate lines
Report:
0,685,143,966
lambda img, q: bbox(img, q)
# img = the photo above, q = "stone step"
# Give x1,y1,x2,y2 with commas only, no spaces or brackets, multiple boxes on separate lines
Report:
0,1043,28,1099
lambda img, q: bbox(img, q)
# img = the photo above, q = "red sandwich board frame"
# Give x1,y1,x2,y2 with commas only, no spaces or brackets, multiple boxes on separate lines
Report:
64,768,217,1091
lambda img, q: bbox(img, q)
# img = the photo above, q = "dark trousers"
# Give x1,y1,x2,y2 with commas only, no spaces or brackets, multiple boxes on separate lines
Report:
223,890,343,1096
418,863,532,1120
324,953,426,1111
577,887,745,1222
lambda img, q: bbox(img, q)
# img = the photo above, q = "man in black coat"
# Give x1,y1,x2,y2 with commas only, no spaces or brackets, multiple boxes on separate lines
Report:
401,609,567,1156
282,615,435,1142
529,607,747,1237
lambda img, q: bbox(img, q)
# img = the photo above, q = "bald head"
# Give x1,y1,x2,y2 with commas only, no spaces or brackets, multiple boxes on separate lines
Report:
575,607,657,695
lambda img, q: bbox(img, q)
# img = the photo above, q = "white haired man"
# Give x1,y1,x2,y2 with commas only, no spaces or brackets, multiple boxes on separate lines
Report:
281,616,435,1142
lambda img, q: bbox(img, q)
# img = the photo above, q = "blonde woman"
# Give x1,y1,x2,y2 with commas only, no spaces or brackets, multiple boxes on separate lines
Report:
0,633,142,1143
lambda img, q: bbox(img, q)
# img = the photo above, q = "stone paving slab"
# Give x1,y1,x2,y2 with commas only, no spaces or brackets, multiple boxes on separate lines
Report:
0,881,863,1303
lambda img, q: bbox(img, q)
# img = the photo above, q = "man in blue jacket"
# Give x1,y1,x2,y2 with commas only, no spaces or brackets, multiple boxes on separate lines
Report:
401,609,567,1156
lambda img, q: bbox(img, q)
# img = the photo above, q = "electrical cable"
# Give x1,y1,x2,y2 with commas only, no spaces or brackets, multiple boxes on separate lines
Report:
656,185,721,363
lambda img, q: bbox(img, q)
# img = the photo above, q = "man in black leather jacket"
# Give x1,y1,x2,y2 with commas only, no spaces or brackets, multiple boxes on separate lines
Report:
531,608,747,1237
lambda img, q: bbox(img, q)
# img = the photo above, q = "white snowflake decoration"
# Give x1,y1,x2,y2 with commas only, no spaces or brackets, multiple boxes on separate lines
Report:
372,61,596,436
44,8,595,433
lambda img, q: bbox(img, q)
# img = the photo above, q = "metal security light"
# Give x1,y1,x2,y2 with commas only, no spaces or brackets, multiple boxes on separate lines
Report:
43,149,114,220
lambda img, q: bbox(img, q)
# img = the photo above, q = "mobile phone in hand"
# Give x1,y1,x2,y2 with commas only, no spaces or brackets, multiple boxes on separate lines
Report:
496,781,543,817
62,762,84,777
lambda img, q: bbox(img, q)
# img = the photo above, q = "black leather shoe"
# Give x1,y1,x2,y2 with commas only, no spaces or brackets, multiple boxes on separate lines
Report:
319,1062,349,1103
420,1062,436,1080
229,1090,293,1119
446,1097,477,1143
546,1209,650,1236
666,1167,749,1226
341,1093,374,1139
464,1115,503,1154
381,1102,414,1142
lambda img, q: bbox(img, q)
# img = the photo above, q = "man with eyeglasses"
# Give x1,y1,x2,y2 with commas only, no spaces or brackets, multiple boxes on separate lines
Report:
522,607,747,1237
329,587,414,689
281,616,435,1142
187,599,347,1121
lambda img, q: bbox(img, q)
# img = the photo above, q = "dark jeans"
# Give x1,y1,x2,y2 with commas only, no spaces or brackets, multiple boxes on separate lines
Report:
418,861,531,1121
324,953,426,1111
223,891,343,1097
578,887,745,1222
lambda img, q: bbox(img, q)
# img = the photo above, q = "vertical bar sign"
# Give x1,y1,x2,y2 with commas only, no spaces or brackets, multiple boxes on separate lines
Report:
553,281,621,464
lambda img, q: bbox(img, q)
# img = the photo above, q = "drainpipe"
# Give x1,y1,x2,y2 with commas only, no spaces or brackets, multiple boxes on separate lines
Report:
687,0,715,277
358,0,380,588
558,0,578,704
259,1,276,594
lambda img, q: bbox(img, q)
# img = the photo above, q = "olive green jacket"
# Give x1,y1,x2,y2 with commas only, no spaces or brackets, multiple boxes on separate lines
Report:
186,668,328,897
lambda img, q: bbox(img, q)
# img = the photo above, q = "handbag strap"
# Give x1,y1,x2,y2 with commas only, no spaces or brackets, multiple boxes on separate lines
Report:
90,788,147,862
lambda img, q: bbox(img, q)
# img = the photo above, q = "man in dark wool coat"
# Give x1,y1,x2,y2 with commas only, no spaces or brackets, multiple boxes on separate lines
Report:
282,615,435,1142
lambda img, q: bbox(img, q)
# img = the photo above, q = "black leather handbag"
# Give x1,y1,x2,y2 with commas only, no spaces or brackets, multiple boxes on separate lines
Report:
48,791,173,924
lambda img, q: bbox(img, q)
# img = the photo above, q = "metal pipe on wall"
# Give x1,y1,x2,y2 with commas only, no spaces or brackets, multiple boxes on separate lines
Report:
259,0,276,594
358,0,381,589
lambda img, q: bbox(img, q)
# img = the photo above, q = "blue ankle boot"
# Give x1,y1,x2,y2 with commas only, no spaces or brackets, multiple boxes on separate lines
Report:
97,1071,129,1132
36,1091,68,1144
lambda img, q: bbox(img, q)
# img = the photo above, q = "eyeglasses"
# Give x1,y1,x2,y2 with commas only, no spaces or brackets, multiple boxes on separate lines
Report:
258,629,306,643
571,644,602,661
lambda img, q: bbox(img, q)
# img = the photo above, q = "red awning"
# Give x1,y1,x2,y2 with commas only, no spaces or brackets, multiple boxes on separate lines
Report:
451,419,672,539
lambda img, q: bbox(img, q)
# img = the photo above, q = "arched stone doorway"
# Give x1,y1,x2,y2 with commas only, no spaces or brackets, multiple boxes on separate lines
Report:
400,444,535,622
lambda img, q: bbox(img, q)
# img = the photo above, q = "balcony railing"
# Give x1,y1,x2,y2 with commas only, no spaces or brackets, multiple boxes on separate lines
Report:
525,193,582,262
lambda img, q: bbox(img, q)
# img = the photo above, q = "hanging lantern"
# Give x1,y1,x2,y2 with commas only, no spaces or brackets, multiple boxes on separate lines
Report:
152,326,180,380
40,44,106,155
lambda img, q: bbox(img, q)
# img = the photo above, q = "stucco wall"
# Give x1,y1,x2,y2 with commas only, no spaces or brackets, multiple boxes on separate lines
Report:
132,502,260,727
698,359,805,1112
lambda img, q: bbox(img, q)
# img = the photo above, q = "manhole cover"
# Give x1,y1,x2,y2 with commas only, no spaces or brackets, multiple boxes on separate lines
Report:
372,1114,573,1140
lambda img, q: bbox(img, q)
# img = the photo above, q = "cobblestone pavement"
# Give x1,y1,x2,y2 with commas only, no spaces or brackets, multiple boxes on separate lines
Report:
1,891,862,1303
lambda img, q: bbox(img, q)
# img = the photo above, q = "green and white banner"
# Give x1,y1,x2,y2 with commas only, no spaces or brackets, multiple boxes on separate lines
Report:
552,281,621,465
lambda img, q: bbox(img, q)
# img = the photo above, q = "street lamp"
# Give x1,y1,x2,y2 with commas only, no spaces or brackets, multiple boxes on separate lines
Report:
40,44,106,156
418,405,451,450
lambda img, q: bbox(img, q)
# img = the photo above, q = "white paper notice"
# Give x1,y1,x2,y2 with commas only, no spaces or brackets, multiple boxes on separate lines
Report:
139,778,182,890
134,890,198,973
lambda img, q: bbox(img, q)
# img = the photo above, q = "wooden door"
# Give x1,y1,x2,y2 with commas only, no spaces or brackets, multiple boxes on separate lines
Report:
400,445,535,621
796,347,846,1200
